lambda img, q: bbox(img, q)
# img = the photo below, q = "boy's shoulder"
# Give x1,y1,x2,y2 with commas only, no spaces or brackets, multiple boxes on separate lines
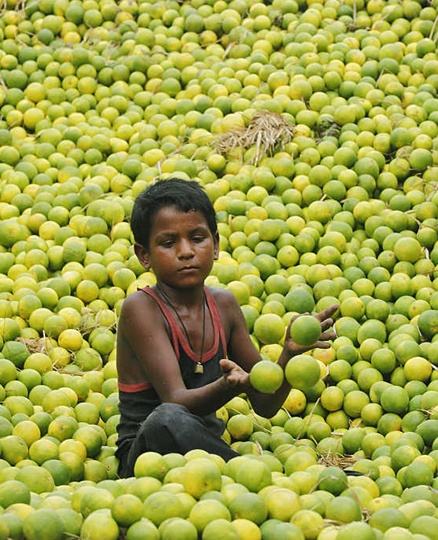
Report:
122,286,234,305
206,286,239,310
120,287,157,313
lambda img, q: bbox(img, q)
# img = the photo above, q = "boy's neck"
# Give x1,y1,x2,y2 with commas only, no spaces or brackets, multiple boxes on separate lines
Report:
155,282,205,308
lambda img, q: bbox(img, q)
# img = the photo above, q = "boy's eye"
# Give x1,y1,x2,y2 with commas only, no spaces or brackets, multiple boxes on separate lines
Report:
161,240,175,248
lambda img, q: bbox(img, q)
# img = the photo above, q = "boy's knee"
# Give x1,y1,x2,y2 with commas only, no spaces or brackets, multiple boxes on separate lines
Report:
139,403,203,448
147,403,192,429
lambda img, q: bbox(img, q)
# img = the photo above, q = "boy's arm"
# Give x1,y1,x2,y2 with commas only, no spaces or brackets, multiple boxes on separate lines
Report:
117,291,249,416
213,289,337,419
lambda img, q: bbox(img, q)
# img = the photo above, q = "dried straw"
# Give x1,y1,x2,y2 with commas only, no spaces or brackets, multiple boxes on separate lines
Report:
215,110,295,165
17,337,48,355
318,452,358,470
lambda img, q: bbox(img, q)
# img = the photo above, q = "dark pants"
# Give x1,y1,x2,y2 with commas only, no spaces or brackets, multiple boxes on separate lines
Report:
118,403,239,478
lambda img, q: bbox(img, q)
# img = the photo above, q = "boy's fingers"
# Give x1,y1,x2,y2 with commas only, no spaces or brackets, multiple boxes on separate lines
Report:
314,341,330,349
316,304,339,321
219,358,233,371
320,318,335,332
220,359,247,378
320,329,337,341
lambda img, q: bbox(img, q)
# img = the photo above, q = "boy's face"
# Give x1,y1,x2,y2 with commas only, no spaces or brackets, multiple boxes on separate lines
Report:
135,205,219,289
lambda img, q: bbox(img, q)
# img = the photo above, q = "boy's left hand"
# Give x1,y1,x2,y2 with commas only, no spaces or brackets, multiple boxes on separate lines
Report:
220,358,250,391
284,304,338,355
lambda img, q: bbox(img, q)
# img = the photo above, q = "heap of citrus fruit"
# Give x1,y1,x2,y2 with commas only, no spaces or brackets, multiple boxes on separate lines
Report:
0,0,437,538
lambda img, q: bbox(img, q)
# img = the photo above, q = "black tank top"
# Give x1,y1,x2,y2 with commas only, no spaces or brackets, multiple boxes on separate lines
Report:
115,286,228,459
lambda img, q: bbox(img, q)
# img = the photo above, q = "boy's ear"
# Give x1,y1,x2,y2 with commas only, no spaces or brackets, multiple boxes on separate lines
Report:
213,232,220,260
134,243,150,269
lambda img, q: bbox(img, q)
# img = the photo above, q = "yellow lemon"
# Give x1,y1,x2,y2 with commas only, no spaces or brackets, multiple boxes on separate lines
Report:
289,315,322,346
249,360,284,394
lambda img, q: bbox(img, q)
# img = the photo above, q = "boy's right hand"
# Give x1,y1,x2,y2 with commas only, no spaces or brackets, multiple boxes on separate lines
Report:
220,359,250,391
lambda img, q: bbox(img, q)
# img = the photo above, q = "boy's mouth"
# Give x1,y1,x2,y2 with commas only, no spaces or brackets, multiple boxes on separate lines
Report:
179,266,198,272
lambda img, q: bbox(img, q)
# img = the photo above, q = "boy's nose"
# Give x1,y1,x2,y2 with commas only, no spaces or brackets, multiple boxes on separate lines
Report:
177,239,194,258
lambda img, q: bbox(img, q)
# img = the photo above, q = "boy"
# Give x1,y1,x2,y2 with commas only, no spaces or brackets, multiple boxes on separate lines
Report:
115,178,337,478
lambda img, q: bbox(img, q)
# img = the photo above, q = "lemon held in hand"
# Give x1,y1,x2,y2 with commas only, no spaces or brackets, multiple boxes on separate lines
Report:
289,314,321,347
249,360,284,394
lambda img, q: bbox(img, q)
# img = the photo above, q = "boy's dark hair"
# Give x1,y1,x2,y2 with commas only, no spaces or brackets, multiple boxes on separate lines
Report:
130,178,218,248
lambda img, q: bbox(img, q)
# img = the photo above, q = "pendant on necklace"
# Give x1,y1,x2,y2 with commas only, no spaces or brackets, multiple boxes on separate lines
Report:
195,362,203,374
